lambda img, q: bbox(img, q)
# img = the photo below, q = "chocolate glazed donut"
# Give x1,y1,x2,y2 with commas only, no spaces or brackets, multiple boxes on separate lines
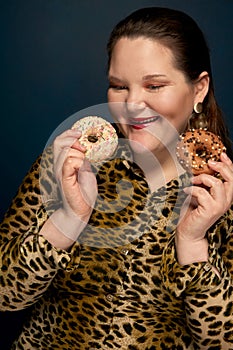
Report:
176,129,226,175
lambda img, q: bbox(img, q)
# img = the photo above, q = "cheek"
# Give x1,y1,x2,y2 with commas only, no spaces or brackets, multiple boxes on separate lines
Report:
107,90,112,102
107,90,114,103
108,101,125,119
107,90,123,103
157,92,193,122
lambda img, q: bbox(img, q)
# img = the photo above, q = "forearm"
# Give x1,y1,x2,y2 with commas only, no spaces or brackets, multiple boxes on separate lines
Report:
0,150,82,310
175,233,209,265
162,229,233,348
175,235,222,280
185,269,232,349
33,208,90,251
0,234,73,311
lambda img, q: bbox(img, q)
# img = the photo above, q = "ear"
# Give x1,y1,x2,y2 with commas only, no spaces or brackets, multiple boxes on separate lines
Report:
194,71,210,103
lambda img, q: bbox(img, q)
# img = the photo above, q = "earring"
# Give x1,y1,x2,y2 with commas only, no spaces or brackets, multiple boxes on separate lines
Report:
188,102,208,130
193,102,203,114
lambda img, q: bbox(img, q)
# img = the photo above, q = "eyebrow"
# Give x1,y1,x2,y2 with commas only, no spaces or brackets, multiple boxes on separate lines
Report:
142,74,167,81
108,74,167,82
108,75,124,83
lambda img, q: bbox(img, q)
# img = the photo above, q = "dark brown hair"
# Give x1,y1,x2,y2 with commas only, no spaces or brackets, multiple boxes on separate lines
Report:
107,7,233,158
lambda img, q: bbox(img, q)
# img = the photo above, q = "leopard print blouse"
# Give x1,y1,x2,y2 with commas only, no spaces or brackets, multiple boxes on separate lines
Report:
0,143,233,350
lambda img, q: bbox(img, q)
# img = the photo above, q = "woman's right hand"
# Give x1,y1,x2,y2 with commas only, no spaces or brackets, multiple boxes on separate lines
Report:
29,129,98,249
53,129,97,220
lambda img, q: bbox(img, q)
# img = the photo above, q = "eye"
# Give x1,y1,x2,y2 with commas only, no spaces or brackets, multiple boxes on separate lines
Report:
146,84,164,91
108,84,128,91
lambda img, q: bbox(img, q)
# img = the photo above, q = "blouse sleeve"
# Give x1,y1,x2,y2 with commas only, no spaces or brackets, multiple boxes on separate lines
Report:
161,208,233,349
0,150,81,311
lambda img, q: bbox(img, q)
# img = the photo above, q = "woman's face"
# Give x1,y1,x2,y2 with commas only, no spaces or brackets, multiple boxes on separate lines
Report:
107,37,206,156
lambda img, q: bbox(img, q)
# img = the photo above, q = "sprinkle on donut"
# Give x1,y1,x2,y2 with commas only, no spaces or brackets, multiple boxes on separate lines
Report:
71,116,118,162
176,129,226,175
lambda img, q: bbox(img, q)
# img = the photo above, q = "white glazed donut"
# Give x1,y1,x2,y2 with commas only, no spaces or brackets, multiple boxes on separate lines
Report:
71,116,118,162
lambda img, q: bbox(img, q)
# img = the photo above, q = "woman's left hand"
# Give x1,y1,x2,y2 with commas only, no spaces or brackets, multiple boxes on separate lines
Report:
176,153,233,265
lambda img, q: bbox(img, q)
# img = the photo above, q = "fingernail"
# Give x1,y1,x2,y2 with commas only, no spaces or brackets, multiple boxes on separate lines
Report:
208,160,217,165
72,129,82,135
183,186,192,193
221,152,228,160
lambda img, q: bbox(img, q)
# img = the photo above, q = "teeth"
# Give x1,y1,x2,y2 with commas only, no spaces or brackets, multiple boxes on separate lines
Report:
131,117,158,125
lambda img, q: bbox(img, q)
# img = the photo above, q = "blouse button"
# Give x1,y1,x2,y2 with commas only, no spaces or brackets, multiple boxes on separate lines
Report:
121,248,129,255
106,294,114,301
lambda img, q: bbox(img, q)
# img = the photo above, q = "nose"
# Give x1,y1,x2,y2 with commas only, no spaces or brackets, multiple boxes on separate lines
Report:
125,88,146,114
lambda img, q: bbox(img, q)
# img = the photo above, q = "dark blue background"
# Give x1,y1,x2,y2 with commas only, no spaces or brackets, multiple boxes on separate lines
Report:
0,0,232,348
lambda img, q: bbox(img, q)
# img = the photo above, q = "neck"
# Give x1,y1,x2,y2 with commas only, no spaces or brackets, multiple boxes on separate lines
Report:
133,147,184,192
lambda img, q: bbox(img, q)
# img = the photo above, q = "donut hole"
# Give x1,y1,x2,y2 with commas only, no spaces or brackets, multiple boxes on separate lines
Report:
195,147,207,159
88,134,99,143
87,126,102,143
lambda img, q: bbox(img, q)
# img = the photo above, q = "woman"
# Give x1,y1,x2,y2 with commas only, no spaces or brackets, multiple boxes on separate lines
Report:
1,7,233,350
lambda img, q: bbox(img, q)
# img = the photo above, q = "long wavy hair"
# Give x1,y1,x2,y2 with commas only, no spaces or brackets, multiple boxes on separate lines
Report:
107,7,233,159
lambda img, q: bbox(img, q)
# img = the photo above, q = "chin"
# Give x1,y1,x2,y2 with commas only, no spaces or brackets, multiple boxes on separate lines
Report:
128,138,159,157
128,140,145,154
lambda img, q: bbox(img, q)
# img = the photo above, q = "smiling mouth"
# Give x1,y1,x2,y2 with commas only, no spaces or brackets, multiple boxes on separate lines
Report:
129,116,159,125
